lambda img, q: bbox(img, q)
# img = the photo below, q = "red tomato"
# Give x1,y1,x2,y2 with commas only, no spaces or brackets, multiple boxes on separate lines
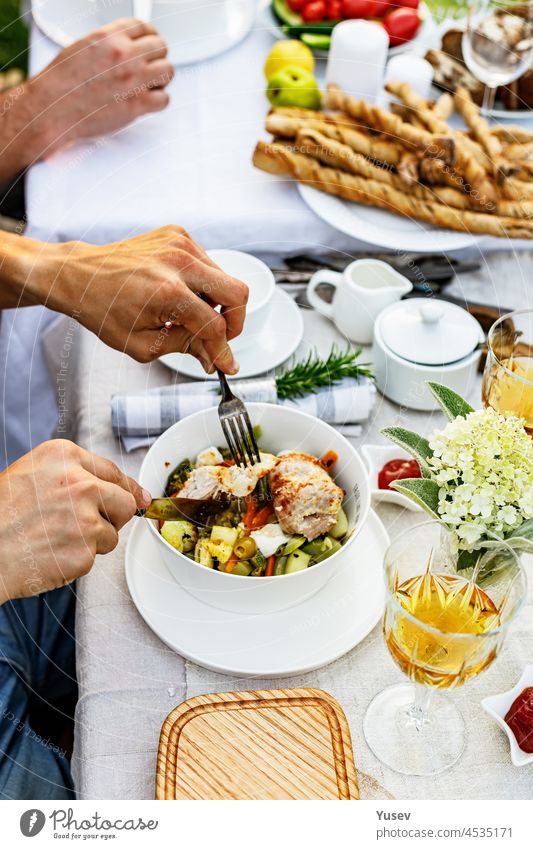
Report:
383,7,420,46
341,0,377,18
327,0,343,18
287,0,308,10
302,0,327,21
372,0,390,16
378,458,421,490
396,0,419,7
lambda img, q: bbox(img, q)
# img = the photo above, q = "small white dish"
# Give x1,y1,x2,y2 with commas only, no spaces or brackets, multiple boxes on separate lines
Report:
32,0,255,67
361,444,422,512
160,286,304,380
482,666,533,767
126,509,388,676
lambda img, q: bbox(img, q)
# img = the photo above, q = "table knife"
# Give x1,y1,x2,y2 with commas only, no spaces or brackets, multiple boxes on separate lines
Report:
136,496,233,523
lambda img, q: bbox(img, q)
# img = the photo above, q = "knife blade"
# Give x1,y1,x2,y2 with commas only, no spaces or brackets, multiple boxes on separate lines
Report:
136,496,234,523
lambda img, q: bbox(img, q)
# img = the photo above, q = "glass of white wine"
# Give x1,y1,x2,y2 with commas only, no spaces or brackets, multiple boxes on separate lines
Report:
462,0,533,113
363,522,526,776
482,309,533,434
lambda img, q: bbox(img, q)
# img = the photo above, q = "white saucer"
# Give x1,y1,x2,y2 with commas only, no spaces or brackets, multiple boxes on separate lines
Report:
160,287,304,380
126,509,388,677
32,0,255,67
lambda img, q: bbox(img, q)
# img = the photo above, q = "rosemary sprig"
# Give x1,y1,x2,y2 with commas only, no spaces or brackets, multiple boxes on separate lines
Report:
276,346,374,400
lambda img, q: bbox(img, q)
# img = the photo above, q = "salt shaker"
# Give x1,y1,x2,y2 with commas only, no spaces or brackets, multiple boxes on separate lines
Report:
326,20,389,102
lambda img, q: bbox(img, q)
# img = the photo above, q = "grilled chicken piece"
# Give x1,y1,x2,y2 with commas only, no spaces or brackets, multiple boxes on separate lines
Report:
269,452,344,541
177,453,278,500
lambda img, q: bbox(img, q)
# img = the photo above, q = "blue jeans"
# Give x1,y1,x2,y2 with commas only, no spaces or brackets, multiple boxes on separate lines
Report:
0,587,77,799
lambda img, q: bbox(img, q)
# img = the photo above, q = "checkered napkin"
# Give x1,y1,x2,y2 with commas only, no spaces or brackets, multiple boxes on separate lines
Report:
111,377,376,451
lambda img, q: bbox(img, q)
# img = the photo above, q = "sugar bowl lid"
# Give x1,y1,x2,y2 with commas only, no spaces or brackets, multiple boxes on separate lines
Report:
378,298,482,366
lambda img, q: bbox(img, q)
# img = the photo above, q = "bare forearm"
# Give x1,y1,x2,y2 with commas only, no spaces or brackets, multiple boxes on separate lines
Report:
0,230,69,310
0,82,51,183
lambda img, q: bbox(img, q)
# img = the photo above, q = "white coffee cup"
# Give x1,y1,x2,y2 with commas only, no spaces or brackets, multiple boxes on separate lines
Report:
307,259,412,345
207,249,275,352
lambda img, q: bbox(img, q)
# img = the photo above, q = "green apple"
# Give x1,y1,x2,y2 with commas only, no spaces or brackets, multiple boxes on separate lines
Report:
266,66,321,110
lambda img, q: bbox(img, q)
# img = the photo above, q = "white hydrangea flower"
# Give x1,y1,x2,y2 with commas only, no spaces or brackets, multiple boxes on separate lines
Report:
426,408,533,550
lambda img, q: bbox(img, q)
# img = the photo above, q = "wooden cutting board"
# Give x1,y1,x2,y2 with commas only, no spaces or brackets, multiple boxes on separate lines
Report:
156,688,359,800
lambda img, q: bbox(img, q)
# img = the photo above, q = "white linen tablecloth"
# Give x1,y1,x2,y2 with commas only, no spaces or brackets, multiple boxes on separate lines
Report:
65,260,533,800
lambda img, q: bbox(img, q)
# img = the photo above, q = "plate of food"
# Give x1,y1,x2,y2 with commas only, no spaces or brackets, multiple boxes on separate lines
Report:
254,81,533,250
127,402,387,675
425,14,533,121
259,0,430,57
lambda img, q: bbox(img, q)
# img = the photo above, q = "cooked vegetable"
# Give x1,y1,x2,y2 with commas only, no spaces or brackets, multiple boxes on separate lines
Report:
265,555,277,577
320,450,338,472
243,495,258,529
225,551,238,574
230,560,253,577
313,538,342,563
285,550,311,573
274,555,288,575
234,536,257,560
282,535,306,555
164,459,193,496
208,526,239,564
250,551,267,575
161,520,198,553
301,535,338,558
250,505,274,528
250,523,291,557
329,508,348,539
194,538,214,568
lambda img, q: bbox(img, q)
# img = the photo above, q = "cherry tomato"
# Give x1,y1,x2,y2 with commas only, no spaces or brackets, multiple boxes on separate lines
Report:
327,0,343,18
302,0,327,21
287,0,308,10
341,0,377,18
378,458,421,490
372,0,390,16
396,0,419,8
383,7,420,46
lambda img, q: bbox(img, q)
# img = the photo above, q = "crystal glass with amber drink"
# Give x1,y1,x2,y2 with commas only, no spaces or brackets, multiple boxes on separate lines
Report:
364,522,526,776
482,310,533,434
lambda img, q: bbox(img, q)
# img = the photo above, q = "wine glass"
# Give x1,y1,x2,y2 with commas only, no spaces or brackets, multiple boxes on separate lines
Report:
462,0,533,114
363,521,526,776
482,309,533,435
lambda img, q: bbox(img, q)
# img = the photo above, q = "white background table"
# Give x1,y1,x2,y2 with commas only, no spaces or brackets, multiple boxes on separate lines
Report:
25,6,533,800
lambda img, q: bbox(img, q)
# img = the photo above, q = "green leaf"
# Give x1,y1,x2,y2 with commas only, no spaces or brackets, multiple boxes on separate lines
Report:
427,383,474,421
389,478,441,519
381,426,433,478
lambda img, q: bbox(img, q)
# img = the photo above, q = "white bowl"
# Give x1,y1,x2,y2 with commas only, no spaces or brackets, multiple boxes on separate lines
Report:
482,665,533,767
361,444,422,512
139,403,371,614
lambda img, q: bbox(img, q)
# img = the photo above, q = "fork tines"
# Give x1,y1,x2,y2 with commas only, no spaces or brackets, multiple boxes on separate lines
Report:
217,371,272,504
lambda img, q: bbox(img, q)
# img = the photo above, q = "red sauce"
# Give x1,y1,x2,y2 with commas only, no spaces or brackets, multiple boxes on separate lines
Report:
504,687,533,753
378,458,422,490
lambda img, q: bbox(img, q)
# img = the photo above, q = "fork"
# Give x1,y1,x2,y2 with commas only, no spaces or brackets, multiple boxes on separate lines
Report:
216,369,272,504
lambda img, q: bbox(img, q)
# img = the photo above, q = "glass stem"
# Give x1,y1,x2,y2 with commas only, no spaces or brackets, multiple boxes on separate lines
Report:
406,683,434,731
481,85,496,116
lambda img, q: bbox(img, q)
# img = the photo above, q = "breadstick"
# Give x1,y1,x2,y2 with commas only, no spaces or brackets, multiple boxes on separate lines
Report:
397,151,420,185
432,93,454,121
253,141,533,239
505,141,533,161
492,125,533,145
454,86,516,183
501,178,533,200
325,84,456,165
267,110,406,167
386,81,496,205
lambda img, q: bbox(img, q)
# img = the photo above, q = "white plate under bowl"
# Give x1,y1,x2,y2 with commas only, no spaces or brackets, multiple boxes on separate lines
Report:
298,184,482,253
482,665,533,767
159,286,304,379
32,0,255,67
258,0,434,58
361,444,422,512
126,509,388,677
